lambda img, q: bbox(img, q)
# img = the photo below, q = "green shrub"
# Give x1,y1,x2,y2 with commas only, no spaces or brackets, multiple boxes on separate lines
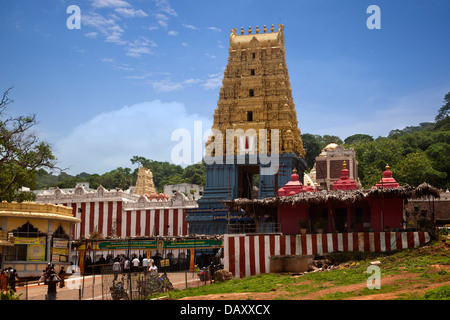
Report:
423,285,450,300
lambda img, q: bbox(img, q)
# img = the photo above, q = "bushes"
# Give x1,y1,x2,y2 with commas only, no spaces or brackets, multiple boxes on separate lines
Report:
423,285,450,300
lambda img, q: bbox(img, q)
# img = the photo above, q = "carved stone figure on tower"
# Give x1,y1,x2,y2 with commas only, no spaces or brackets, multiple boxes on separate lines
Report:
133,167,156,196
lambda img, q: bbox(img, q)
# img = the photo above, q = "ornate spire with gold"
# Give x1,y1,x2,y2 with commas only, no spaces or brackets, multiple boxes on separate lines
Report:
134,167,156,196
206,24,305,158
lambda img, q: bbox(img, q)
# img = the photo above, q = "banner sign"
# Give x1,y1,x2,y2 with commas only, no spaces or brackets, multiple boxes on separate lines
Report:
78,238,223,251
13,236,46,245
53,240,69,248
27,244,46,261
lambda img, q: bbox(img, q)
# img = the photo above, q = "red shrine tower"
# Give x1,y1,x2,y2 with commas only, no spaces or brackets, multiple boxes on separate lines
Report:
332,161,358,190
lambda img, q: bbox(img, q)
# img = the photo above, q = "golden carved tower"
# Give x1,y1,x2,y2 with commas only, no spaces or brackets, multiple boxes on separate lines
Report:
187,24,308,235
133,167,156,196
206,24,305,158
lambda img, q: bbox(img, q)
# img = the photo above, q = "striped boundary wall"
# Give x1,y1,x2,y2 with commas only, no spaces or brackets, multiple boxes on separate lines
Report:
224,232,431,278
59,202,188,239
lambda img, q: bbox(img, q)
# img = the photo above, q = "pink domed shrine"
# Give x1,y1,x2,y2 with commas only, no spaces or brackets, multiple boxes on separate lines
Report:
332,161,358,190
373,165,400,189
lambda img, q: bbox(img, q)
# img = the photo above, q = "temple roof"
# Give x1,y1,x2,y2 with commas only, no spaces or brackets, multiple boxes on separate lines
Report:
229,24,284,49
223,183,440,219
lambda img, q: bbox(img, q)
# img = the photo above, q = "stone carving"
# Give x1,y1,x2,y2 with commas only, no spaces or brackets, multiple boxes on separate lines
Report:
207,24,305,157
134,167,156,196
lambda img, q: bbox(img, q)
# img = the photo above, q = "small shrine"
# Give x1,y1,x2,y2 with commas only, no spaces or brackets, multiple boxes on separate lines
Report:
314,143,359,190
373,165,400,188
332,161,358,190
225,164,440,234
278,169,314,196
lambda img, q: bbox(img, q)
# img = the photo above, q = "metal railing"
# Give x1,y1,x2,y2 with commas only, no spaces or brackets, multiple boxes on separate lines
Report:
227,222,280,234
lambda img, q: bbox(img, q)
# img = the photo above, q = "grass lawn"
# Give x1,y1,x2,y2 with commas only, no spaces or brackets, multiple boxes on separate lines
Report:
151,235,450,300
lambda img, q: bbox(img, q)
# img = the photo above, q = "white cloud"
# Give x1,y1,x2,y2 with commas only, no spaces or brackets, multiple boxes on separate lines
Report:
182,24,198,30
207,26,222,32
83,12,126,45
149,78,201,92
54,101,212,174
168,30,178,36
125,37,158,57
100,57,115,63
202,73,223,90
149,80,184,92
84,31,98,38
155,0,177,17
91,0,130,8
155,13,169,28
115,8,148,18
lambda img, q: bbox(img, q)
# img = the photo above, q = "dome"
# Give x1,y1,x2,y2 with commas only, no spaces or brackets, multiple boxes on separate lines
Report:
318,143,339,156
324,143,338,151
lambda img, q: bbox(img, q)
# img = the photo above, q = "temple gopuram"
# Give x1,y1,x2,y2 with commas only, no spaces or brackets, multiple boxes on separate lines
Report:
187,24,307,235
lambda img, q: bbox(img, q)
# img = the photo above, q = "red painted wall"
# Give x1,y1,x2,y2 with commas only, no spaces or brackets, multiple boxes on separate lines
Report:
279,205,308,234
369,198,404,231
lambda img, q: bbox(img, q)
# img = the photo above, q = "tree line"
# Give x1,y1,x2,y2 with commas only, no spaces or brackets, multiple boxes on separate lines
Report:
302,92,450,189
35,158,206,194
0,87,448,202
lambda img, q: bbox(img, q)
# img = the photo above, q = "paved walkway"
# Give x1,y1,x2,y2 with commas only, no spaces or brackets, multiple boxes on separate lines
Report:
15,272,206,300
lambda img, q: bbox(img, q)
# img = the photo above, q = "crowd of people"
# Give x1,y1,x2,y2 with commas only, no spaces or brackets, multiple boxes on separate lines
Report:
112,254,158,274
0,267,20,293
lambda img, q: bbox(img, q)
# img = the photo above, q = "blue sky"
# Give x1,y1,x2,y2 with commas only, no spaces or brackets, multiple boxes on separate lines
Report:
1,0,449,175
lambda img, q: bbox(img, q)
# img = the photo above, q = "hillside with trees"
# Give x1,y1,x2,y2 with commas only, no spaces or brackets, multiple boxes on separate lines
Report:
30,91,450,193
302,92,450,189
35,158,206,193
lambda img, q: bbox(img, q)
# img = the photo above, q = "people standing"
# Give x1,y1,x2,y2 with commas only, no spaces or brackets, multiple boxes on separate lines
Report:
148,261,158,275
113,258,121,281
148,256,154,269
142,256,148,271
38,269,46,286
8,269,19,292
44,263,52,284
58,267,66,288
0,269,8,290
123,257,130,273
46,271,60,300
132,256,140,273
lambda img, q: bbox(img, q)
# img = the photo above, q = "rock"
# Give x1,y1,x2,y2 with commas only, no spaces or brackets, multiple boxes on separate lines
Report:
370,261,381,265
214,269,233,282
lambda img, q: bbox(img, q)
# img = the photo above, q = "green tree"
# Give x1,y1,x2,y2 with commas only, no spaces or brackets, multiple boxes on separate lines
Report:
181,162,206,186
353,137,404,188
0,87,58,201
301,133,323,170
435,92,450,122
301,134,343,171
344,134,374,145
395,152,446,187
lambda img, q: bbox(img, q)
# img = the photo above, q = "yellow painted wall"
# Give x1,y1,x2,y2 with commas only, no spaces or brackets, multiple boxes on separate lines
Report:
6,218,49,234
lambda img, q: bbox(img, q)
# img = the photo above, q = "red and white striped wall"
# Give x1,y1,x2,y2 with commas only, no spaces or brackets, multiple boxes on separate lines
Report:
224,232,431,278
59,201,188,239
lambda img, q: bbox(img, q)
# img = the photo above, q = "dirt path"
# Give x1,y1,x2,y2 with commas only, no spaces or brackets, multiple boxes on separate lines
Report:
179,271,450,300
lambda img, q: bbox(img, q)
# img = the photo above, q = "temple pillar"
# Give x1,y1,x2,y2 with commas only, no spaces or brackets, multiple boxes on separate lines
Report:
46,232,53,263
